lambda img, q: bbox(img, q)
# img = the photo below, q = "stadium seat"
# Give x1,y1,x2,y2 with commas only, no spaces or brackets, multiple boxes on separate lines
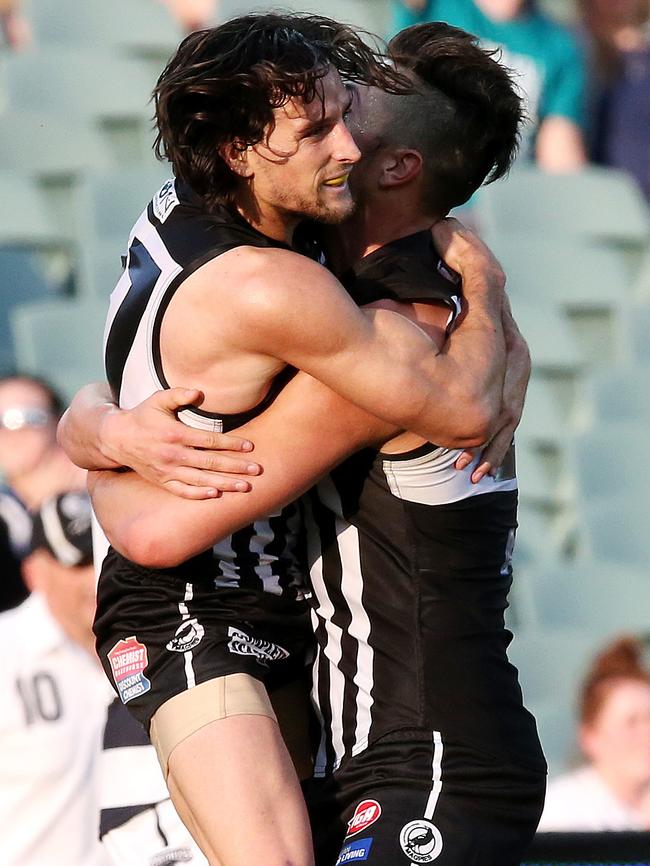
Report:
585,366,650,425
29,0,182,65
0,249,64,375
486,235,631,365
528,697,578,775
521,559,650,632
9,298,108,401
4,50,156,164
73,165,171,296
579,499,650,566
508,626,601,708
0,110,112,179
508,298,582,374
517,376,569,446
477,166,650,252
0,171,68,248
573,421,650,501
625,303,650,364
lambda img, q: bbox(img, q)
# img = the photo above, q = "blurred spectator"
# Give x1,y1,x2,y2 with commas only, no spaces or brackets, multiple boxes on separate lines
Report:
0,487,31,611
100,699,208,866
579,0,650,200
539,636,650,832
159,0,219,32
0,491,111,866
392,0,588,172
0,374,86,510
0,0,31,49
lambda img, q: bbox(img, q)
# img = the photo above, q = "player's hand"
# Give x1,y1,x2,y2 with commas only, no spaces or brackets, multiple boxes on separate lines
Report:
431,217,506,305
101,388,261,500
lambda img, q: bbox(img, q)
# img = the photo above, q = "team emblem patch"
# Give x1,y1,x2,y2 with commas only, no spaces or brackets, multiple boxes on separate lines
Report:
108,636,151,704
335,837,373,864
399,819,443,863
346,800,382,838
227,626,289,666
166,618,205,653
152,179,180,224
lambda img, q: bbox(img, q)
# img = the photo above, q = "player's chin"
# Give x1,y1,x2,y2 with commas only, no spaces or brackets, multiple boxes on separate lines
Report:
315,193,356,224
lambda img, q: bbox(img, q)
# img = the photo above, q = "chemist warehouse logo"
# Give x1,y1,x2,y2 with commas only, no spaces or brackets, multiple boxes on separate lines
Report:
108,636,151,704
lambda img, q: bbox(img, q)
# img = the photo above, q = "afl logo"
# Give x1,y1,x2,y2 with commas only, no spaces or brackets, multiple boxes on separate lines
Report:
166,618,205,653
399,819,443,863
346,800,382,838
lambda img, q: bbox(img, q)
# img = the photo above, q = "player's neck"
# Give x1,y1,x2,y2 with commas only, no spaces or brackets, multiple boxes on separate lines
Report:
343,195,441,263
235,191,298,246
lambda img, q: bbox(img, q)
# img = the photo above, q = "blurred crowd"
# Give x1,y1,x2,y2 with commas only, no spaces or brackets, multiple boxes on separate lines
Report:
393,0,650,197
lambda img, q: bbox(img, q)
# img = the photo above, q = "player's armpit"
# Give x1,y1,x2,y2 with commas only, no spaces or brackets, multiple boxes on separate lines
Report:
90,372,394,568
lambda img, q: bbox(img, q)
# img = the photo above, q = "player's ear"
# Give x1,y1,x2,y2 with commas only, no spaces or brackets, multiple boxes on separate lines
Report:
378,148,423,190
220,141,254,178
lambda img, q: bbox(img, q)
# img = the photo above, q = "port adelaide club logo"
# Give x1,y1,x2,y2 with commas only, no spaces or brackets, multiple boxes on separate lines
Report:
166,618,205,653
399,819,443,863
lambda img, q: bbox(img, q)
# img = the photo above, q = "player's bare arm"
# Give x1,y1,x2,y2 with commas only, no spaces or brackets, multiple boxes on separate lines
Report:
88,300,454,566
57,382,262,498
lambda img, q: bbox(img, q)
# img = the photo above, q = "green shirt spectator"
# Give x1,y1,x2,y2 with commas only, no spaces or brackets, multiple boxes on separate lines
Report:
392,0,588,171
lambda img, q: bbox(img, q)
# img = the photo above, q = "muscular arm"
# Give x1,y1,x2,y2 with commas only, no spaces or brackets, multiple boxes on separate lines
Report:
91,301,450,567
226,238,505,448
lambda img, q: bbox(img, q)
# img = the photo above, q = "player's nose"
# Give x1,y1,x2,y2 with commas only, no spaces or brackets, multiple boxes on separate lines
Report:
333,121,361,165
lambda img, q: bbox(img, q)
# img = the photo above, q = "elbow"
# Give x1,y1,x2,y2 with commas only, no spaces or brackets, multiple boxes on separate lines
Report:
110,521,183,569
429,396,495,450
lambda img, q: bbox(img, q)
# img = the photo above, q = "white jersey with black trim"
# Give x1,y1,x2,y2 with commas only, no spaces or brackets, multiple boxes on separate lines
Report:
99,179,306,598
303,232,545,778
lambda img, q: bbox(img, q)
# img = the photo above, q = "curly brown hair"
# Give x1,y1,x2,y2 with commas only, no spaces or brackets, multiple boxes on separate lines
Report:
154,13,410,210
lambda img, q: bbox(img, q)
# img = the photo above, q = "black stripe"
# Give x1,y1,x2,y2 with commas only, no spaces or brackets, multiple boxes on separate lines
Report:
231,523,263,591
100,804,156,837
105,236,162,398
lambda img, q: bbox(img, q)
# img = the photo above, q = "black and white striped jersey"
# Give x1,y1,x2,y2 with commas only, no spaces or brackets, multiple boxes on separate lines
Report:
101,179,308,598
303,232,545,777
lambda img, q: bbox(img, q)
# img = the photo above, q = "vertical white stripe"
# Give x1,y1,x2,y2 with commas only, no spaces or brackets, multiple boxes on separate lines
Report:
180,583,196,689
336,520,374,755
424,730,444,820
308,550,347,767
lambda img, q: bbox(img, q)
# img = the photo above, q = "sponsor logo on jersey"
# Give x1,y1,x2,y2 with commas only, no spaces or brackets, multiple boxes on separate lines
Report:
335,837,373,864
166,618,205,653
346,800,382,838
227,626,289,666
150,846,193,865
152,179,180,224
107,636,151,704
399,819,443,863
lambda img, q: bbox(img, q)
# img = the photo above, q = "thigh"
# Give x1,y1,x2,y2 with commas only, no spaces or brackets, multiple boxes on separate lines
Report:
307,733,546,866
168,713,314,866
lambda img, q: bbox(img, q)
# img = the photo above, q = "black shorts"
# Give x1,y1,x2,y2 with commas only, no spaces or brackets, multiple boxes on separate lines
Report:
304,729,546,866
94,549,313,730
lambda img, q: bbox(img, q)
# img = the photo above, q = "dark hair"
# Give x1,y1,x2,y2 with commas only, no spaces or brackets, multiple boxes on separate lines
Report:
0,373,65,419
154,13,410,210
387,22,525,215
579,635,650,728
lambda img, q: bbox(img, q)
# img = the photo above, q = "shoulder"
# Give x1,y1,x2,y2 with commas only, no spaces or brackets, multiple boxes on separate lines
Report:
195,245,351,319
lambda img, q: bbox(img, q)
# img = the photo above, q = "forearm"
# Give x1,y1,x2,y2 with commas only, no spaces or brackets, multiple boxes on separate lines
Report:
91,372,390,567
57,383,123,470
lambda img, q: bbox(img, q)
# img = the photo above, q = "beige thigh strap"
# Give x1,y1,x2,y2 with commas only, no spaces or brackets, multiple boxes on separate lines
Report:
150,673,276,777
